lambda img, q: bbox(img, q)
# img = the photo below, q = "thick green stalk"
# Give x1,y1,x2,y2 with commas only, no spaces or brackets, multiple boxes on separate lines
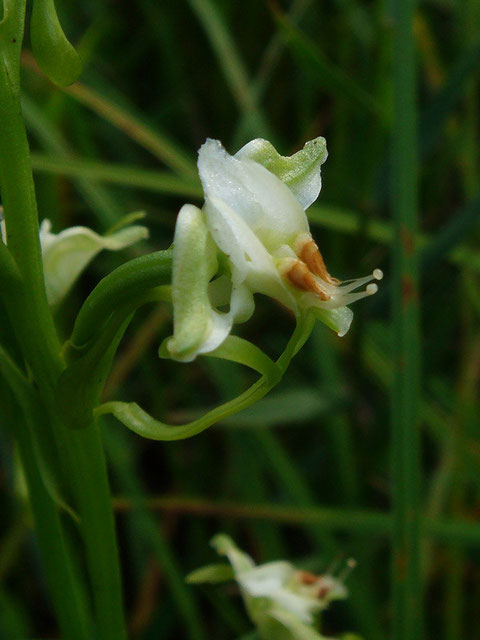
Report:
0,2,61,387
68,425,128,640
0,4,127,639
391,1,422,639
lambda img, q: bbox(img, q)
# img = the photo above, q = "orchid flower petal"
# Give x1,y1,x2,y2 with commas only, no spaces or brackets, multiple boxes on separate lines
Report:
310,305,353,337
204,195,297,312
238,562,295,598
40,219,148,306
198,139,309,249
236,137,327,210
163,204,218,362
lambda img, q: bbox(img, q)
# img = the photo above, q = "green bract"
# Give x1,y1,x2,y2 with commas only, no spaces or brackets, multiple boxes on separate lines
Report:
164,137,382,362
31,0,82,86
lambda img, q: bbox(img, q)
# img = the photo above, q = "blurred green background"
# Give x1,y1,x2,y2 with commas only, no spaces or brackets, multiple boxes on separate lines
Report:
1,0,480,638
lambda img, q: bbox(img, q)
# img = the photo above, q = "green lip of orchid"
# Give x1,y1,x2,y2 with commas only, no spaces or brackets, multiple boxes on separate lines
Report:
164,136,382,362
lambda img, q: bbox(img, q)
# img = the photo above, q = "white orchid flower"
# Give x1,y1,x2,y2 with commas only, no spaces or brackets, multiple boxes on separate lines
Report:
39,218,148,306
187,534,353,640
1,209,149,307
163,137,382,362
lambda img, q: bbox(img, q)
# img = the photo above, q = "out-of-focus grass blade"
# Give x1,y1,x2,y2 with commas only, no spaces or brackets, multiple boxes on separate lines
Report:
234,0,313,142
274,12,384,120
420,194,480,272
222,387,342,428
311,325,359,504
0,588,31,638
22,52,197,179
308,205,480,273
22,95,122,227
30,154,202,198
64,82,197,178
419,41,480,156
187,0,272,140
103,424,207,640
114,494,480,546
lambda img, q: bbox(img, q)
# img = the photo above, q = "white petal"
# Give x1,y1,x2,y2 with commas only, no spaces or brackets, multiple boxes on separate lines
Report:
195,308,233,356
165,204,218,362
236,137,327,210
197,281,255,354
230,282,255,324
198,139,309,251
238,561,294,599
204,196,297,312
40,219,148,306
270,589,323,623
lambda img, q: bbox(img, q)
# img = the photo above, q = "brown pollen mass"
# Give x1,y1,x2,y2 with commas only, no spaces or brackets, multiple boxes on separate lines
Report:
296,235,339,285
286,260,330,300
297,570,320,585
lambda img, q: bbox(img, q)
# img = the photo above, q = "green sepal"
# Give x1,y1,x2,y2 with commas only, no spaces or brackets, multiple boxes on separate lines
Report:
236,137,327,209
31,0,82,86
185,563,234,585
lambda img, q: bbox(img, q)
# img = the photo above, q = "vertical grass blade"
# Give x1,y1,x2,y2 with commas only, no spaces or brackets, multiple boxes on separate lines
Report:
391,1,422,639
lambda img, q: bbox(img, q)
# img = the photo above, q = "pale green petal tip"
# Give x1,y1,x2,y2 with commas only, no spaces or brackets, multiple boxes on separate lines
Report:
210,533,236,556
236,136,327,209
312,306,354,337
211,533,255,574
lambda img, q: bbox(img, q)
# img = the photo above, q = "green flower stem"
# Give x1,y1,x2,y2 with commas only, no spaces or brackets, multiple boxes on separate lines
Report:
0,4,127,639
0,4,60,387
96,312,315,441
67,425,127,640
391,0,422,639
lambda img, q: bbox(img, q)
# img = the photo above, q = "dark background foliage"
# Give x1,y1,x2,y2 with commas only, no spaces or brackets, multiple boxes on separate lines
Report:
1,0,480,638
